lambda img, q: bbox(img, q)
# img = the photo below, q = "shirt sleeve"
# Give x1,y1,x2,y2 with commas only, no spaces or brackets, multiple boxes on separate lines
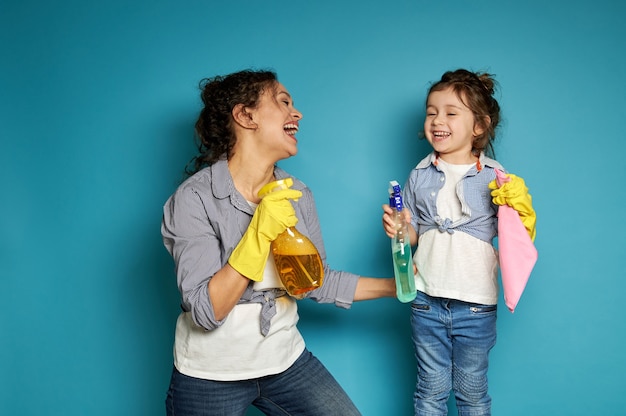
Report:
404,172,422,236
296,187,360,308
161,184,224,330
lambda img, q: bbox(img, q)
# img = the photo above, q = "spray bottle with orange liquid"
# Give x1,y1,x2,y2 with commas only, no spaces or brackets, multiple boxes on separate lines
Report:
258,178,324,298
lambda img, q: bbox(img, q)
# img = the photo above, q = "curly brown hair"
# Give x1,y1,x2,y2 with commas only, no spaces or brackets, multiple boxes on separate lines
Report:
427,69,501,157
186,69,278,176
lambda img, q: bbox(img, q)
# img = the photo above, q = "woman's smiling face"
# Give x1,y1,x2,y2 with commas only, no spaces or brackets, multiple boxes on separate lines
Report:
252,82,303,160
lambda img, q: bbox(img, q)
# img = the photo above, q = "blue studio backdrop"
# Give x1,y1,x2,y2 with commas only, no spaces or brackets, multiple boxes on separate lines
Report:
2,0,625,415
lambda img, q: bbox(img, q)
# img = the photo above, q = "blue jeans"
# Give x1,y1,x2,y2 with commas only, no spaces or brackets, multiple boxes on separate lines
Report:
165,349,361,416
410,291,497,416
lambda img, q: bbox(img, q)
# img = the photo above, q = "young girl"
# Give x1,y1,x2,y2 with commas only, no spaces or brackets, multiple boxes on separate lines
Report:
382,69,536,415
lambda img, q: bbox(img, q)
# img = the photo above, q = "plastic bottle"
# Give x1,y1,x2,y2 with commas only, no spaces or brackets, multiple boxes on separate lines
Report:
258,178,324,298
389,181,417,303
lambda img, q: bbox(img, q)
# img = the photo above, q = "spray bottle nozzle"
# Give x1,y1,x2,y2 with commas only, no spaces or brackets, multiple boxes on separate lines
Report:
388,180,401,196
388,180,403,211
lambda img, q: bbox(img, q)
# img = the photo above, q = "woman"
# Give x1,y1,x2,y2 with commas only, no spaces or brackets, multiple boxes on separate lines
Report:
162,69,395,416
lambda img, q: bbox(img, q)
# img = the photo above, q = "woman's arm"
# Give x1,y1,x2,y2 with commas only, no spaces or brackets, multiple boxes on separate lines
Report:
353,277,395,301
162,184,249,329
208,264,252,320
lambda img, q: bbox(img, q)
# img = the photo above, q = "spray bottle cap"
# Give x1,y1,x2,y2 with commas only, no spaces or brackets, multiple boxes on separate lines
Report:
258,178,294,198
388,180,403,211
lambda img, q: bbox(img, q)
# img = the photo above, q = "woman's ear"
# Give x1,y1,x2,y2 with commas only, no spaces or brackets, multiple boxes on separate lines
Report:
232,104,257,129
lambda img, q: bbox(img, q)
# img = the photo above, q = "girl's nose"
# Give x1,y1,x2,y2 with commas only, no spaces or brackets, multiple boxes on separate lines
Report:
292,107,303,120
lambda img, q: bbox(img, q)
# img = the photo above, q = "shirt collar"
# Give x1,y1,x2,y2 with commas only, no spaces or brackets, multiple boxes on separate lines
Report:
416,151,503,172
209,159,303,200
210,158,235,200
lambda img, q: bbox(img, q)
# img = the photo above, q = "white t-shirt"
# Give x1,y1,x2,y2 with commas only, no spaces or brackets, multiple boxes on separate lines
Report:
414,159,499,305
173,202,305,381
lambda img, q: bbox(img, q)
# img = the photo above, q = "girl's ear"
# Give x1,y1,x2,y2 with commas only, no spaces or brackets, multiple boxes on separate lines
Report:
474,115,490,137
232,104,257,129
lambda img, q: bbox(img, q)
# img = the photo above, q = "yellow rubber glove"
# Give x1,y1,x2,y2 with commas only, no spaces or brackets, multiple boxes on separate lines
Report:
228,187,302,281
488,174,537,242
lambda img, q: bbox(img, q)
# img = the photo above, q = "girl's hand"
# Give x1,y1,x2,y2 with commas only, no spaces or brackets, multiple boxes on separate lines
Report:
381,204,412,238
381,204,396,238
489,173,536,242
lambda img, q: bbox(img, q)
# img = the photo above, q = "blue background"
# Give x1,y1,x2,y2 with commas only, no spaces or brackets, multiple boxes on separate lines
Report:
2,0,625,415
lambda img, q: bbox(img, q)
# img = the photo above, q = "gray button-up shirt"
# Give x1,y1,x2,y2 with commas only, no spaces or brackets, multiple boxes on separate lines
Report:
162,159,360,331
405,152,504,243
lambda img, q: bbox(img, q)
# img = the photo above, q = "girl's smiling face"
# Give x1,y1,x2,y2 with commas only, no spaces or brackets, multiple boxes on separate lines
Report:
424,87,484,164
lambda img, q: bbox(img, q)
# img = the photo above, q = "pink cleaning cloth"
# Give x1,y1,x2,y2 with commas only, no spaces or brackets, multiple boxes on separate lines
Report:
495,169,538,313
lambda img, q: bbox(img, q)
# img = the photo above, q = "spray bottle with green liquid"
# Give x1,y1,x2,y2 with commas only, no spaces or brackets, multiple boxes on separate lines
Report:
389,181,417,303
